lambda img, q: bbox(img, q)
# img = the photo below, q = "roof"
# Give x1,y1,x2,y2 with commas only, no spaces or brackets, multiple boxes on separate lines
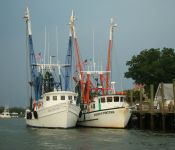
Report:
155,83,174,100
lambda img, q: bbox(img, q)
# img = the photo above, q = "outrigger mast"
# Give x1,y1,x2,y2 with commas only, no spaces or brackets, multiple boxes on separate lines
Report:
24,7,42,106
106,18,117,94
69,11,85,101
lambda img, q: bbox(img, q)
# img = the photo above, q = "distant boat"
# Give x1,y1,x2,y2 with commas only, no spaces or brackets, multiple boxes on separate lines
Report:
0,107,11,118
11,112,19,118
24,7,80,128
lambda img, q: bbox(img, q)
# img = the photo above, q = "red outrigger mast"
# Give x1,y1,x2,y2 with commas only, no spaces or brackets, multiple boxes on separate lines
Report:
106,18,117,94
69,11,85,101
71,14,117,104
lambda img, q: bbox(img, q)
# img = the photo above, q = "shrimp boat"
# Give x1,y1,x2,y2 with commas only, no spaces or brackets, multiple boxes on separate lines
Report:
24,7,80,128
77,93,131,128
69,15,131,128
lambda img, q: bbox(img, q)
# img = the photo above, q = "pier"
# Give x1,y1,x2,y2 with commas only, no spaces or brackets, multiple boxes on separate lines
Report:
128,81,175,132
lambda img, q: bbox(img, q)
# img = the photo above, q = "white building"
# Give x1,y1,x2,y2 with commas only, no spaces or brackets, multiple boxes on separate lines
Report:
154,83,174,110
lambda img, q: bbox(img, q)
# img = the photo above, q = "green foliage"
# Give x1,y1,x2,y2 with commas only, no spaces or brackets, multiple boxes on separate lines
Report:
125,47,175,92
125,90,140,103
0,107,4,113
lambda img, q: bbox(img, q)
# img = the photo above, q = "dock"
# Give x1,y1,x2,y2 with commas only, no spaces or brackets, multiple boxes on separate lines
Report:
128,81,175,132
129,110,175,132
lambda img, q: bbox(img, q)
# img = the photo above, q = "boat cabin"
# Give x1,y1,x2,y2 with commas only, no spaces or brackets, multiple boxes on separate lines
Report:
36,91,78,109
83,94,127,112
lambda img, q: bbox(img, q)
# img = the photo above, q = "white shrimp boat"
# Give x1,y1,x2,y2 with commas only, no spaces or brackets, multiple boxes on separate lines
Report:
69,15,131,128
24,7,80,128
78,94,131,128
26,91,80,128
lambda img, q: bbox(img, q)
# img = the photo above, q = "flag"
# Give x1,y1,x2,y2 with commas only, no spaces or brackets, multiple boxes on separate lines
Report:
35,52,42,62
83,59,88,68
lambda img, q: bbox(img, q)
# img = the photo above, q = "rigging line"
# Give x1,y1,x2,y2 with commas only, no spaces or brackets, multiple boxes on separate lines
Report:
56,26,59,64
47,32,50,66
44,26,46,71
92,29,95,71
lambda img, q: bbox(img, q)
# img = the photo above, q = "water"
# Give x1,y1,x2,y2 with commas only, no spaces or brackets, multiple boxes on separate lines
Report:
0,119,175,150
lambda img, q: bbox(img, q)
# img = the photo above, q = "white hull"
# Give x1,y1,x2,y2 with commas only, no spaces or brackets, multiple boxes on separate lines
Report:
26,103,80,128
77,107,131,128
0,115,11,119
0,110,11,118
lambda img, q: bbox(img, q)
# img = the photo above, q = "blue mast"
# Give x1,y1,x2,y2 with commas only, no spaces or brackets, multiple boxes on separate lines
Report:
65,36,72,91
24,7,42,101
64,11,75,91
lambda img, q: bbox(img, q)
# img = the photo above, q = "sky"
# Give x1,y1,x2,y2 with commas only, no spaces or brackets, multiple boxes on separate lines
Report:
0,0,175,107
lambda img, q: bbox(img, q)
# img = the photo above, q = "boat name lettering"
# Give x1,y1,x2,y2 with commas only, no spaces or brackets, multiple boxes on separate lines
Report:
94,110,114,116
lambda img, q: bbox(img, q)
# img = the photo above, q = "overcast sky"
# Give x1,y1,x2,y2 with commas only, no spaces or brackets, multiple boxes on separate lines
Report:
0,0,175,107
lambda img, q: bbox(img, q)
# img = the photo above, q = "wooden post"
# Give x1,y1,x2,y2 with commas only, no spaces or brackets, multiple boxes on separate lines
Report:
150,84,154,112
150,84,154,130
160,82,165,113
162,114,166,131
139,88,143,111
160,82,166,131
173,79,175,113
130,90,133,106
173,79,175,131
139,113,144,129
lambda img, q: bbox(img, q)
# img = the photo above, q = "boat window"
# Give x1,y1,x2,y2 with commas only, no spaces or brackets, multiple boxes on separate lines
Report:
107,97,112,102
101,97,105,103
53,96,57,101
114,97,119,102
120,97,124,102
46,96,50,101
74,96,77,100
61,96,65,100
68,96,72,100
93,104,95,109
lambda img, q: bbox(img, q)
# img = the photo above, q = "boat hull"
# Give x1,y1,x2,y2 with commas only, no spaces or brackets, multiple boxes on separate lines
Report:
0,115,11,119
26,103,80,128
77,107,131,128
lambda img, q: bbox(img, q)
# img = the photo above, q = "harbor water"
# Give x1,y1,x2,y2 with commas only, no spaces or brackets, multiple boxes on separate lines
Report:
0,118,175,150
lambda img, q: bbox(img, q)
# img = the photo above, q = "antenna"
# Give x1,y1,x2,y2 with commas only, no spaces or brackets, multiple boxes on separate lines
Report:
47,32,50,65
92,30,95,71
44,26,47,70
56,26,59,64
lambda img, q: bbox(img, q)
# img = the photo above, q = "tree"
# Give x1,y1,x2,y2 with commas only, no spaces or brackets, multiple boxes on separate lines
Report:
125,48,175,92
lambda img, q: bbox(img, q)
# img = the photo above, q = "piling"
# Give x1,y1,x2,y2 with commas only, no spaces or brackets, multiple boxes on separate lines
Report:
150,84,154,130
173,79,175,113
